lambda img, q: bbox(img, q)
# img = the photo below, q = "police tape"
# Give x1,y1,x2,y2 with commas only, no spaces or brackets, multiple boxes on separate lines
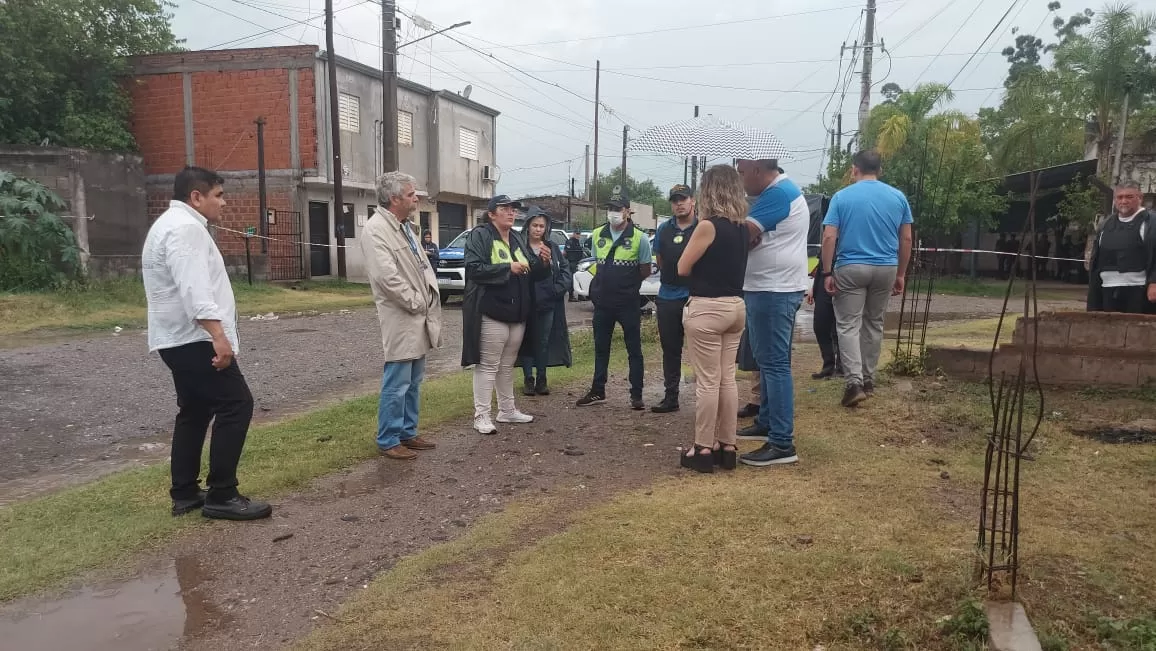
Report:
217,225,352,248
806,243,1085,264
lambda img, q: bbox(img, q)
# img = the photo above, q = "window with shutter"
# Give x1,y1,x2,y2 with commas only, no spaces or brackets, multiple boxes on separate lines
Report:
459,127,479,160
398,110,414,146
338,93,359,132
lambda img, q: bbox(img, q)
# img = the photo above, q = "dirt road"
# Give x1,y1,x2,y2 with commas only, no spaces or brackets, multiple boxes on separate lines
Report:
0,303,597,504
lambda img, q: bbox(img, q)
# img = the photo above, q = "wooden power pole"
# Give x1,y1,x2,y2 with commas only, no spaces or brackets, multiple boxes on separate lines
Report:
382,0,399,173
858,0,877,138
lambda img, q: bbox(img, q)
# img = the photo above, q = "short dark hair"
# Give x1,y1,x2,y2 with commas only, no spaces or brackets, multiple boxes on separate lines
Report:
851,150,883,175
174,166,224,202
1116,181,1142,193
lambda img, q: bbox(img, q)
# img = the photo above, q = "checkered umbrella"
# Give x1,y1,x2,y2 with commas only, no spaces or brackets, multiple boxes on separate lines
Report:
628,115,794,161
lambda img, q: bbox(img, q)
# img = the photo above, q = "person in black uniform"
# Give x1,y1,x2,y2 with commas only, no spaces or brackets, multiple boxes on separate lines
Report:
808,260,843,379
576,188,653,410
650,184,698,414
564,230,586,301
1087,181,1156,313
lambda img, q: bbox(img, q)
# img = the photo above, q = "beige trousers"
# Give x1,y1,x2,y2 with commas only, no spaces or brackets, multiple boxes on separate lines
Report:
684,297,746,448
473,316,526,418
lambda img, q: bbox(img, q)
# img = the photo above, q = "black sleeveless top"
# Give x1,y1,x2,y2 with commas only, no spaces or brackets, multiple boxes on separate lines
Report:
690,216,748,298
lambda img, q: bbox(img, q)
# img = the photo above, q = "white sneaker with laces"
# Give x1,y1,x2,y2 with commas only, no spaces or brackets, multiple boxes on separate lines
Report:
474,414,497,435
496,411,534,424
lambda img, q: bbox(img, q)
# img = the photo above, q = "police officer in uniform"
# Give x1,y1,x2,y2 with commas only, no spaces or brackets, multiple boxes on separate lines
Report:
576,188,654,410
1087,181,1156,313
651,184,697,413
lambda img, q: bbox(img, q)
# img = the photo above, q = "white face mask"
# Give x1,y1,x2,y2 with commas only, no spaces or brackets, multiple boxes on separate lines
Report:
607,211,625,227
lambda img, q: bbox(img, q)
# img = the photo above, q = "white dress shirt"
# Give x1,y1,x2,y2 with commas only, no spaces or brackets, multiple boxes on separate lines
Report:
142,201,238,353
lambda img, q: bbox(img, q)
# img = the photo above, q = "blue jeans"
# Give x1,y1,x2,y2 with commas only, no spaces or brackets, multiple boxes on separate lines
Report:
377,357,425,450
745,290,803,448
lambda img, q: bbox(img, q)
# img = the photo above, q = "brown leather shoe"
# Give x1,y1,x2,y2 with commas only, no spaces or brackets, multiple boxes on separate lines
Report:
378,445,418,460
401,436,436,451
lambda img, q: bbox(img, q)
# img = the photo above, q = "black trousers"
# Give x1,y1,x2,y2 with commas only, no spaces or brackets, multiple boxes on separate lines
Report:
522,307,555,381
158,341,254,503
1088,285,1150,314
592,304,644,400
813,274,842,372
655,296,688,401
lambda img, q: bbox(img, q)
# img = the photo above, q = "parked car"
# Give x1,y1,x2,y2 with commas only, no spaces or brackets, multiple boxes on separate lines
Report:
435,227,569,304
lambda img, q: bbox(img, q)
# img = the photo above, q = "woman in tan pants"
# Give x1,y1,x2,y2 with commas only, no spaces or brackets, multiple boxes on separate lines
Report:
676,165,750,473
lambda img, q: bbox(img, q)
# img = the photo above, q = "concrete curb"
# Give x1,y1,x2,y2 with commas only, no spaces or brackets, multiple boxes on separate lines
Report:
985,601,1043,651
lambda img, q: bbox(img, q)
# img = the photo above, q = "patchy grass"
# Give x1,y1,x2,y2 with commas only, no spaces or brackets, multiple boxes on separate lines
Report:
922,316,1015,350
933,276,1080,302
0,277,374,336
0,329,646,602
298,343,1156,651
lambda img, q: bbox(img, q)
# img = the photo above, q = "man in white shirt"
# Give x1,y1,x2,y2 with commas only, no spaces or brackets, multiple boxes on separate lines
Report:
142,166,272,521
734,160,810,467
1087,181,1155,313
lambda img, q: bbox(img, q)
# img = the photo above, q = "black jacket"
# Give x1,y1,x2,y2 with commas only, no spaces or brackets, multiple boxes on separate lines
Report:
564,237,586,264
521,239,574,369
461,224,550,367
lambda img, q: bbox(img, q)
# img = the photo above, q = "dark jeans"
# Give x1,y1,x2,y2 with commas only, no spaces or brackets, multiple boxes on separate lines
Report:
655,296,688,400
812,275,841,372
567,257,584,298
158,341,253,504
1089,285,1150,314
522,306,556,381
592,304,644,400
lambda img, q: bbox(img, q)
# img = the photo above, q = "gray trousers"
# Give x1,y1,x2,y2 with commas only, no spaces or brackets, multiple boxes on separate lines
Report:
832,264,897,386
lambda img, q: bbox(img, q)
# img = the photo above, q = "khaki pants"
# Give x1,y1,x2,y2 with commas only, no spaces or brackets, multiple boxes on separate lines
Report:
473,316,526,418
684,297,746,448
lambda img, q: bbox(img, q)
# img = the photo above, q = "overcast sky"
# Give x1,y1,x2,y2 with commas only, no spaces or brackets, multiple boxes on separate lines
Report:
171,0,1059,196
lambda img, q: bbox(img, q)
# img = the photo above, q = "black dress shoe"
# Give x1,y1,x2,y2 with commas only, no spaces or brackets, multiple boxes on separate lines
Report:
630,398,646,411
651,398,680,414
202,495,273,521
523,378,537,396
737,403,760,419
172,490,207,517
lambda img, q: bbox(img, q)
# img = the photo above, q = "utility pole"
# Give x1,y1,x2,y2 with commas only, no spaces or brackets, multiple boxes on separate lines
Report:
858,0,877,137
592,60,600,209
691,105,700,194
620,125,628,187
1112,89,1131,184
683,158,688,185
837,113,843,152
255,117,268,253
584,144,590,200
567,178,574,229
326,0,347,279
381,0,399,173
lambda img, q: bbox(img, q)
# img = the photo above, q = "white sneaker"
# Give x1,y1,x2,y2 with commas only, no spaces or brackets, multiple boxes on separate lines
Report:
473,414,497,435
496,411,534,424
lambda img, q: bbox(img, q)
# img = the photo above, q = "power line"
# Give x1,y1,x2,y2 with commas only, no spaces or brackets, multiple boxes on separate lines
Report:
911,0,992,86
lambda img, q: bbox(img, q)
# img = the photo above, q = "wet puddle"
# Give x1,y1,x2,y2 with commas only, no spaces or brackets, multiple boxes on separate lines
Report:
1073,419,1156,445
0,556,220,651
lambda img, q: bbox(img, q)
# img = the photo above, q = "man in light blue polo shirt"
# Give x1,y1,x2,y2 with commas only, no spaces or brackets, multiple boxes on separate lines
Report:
820,149,913,408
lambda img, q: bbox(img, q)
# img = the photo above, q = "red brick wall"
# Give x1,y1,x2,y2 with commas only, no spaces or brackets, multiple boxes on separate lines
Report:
147,182,297,258
130,74,186,175
297,68,317,170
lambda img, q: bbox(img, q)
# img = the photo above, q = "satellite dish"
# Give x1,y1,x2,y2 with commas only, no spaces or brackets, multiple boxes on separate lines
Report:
462,84,473,99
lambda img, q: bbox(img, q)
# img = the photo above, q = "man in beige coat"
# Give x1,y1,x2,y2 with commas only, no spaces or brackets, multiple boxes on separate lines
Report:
362,171,444,460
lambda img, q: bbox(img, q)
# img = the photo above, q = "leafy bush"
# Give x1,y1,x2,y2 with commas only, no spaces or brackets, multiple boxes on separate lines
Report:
0,171,82,290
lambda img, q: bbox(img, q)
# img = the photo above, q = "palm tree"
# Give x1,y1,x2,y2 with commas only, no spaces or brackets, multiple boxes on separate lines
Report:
1052,2,1156,179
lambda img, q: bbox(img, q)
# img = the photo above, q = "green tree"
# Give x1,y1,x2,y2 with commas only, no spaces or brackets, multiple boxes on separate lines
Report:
0,0,179,150
591,167,672,216
805,147,852,196
858,84,1008,239
0,171,82,290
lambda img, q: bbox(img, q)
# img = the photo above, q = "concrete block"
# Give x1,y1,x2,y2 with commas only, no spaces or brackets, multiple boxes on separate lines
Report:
1013,317,1071,348
1125,320,1156,351
985,601,1042,651
1081,357,1140,386
1068,319,1127,348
